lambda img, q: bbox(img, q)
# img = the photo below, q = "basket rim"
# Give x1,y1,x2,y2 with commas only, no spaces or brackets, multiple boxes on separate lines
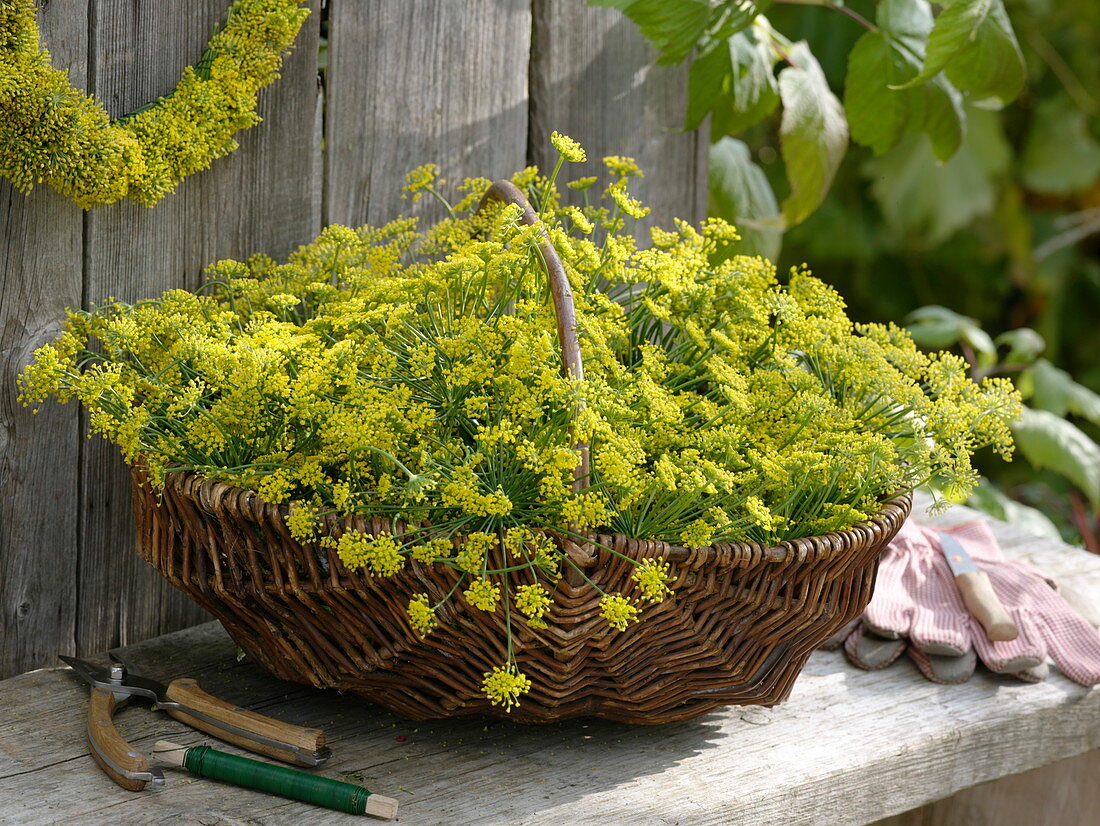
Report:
143,467,913,571
132,467,913,723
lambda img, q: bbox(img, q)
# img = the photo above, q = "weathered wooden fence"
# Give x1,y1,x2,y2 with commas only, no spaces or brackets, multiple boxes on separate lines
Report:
0,0,707,678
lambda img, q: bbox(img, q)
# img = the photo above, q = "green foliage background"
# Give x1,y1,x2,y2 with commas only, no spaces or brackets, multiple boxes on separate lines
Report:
776,2,1098,376
600,0,1100,547
778,0,1100,545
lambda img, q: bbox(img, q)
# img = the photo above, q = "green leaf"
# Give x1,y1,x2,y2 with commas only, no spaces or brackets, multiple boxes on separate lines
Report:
966,477,1063,542
877,0,934,43
687,42,733,130
906,304,970,349
1024,359,1072,416
942,1,1024,108
961,324,996,368
904,305,993,365
595,0,712,66
711,27,780,136
863,108,1009,244
708,137,783,261
894,0,994,89
710,0,772,41
1013,408,1100,509
1068,382,1100,426
875,0,967,159
778,42,848,226
893,0,1023,107
1021,96,1100,196
995,327,1045,366
845,34,908,155
844,30,964,160
917,79,967,160
1021,359,1100,426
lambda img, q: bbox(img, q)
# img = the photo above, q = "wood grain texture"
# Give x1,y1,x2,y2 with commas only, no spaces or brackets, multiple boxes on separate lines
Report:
164,677,327,765
76,0,323,657
0,0,86,680
86,687,153,791
872,750,1100,826
1,502,1098,825
324,0,530,228
529,0,709,232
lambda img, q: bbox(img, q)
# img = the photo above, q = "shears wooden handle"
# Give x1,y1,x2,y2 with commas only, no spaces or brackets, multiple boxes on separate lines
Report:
161,677,329,766
86,687,165,791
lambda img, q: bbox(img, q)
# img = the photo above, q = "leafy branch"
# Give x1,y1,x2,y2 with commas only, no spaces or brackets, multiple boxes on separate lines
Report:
908,304,1100,549
595,0,1026,246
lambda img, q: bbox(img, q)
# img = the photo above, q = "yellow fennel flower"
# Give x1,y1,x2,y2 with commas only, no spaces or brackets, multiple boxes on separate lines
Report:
337,531,404,577
481,662,532,711
0,0,310,207
550,131,586,163
603,155,643,177
406,594,437,638
600,594,640,631
464,578,501,612
607,179,650,220
402,163,439,202
632,559,673,604
285,502,318,542
515,583,552,619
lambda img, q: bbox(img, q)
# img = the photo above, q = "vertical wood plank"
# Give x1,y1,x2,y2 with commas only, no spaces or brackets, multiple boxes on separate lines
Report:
0,0,87,679
529,0,708,231
324,0,530,228
77,0,323,656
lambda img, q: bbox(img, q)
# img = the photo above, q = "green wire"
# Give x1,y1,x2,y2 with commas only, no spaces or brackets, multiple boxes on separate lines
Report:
183,745,372,815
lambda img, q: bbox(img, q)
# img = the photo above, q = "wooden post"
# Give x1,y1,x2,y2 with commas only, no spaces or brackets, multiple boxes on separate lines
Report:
0,0,86,679
324,0,531,228
73,0,323,657
529,0,709,231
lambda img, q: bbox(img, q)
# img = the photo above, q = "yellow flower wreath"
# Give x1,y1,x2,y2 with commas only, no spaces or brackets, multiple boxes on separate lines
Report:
0,0,308,208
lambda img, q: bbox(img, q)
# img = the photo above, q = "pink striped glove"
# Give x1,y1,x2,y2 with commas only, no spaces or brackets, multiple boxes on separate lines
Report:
823,519,1100,685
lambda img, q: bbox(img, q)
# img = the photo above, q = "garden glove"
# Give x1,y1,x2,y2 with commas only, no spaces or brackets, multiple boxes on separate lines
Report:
822,519,1100,686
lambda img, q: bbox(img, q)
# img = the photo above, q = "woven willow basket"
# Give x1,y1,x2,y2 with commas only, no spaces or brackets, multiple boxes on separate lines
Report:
130,182,912,724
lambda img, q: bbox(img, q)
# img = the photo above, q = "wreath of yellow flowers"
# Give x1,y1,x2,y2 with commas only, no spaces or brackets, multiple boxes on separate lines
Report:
0,0,309,208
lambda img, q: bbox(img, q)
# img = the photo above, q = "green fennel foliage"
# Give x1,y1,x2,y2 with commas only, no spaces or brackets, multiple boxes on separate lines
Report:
19,142,1022,708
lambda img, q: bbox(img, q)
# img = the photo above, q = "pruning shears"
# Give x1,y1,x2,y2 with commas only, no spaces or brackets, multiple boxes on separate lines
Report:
59,653,330,791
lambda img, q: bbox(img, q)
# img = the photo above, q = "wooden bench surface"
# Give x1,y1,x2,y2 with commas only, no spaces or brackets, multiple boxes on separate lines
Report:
1,500,1098,825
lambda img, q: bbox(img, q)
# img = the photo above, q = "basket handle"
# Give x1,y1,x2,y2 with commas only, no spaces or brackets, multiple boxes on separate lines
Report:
478,181,591,494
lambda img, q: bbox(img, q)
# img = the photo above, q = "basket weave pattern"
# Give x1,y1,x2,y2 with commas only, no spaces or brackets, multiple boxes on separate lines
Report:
133,469,910,723
129,181,913,723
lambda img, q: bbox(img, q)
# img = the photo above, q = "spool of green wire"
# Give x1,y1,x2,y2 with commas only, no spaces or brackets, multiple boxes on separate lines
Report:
154,740,398,819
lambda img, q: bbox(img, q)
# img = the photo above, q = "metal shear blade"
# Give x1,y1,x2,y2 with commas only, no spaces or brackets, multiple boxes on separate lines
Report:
58,653,169,707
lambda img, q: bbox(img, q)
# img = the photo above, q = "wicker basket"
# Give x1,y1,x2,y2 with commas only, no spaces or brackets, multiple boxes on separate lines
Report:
129,182,913,723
